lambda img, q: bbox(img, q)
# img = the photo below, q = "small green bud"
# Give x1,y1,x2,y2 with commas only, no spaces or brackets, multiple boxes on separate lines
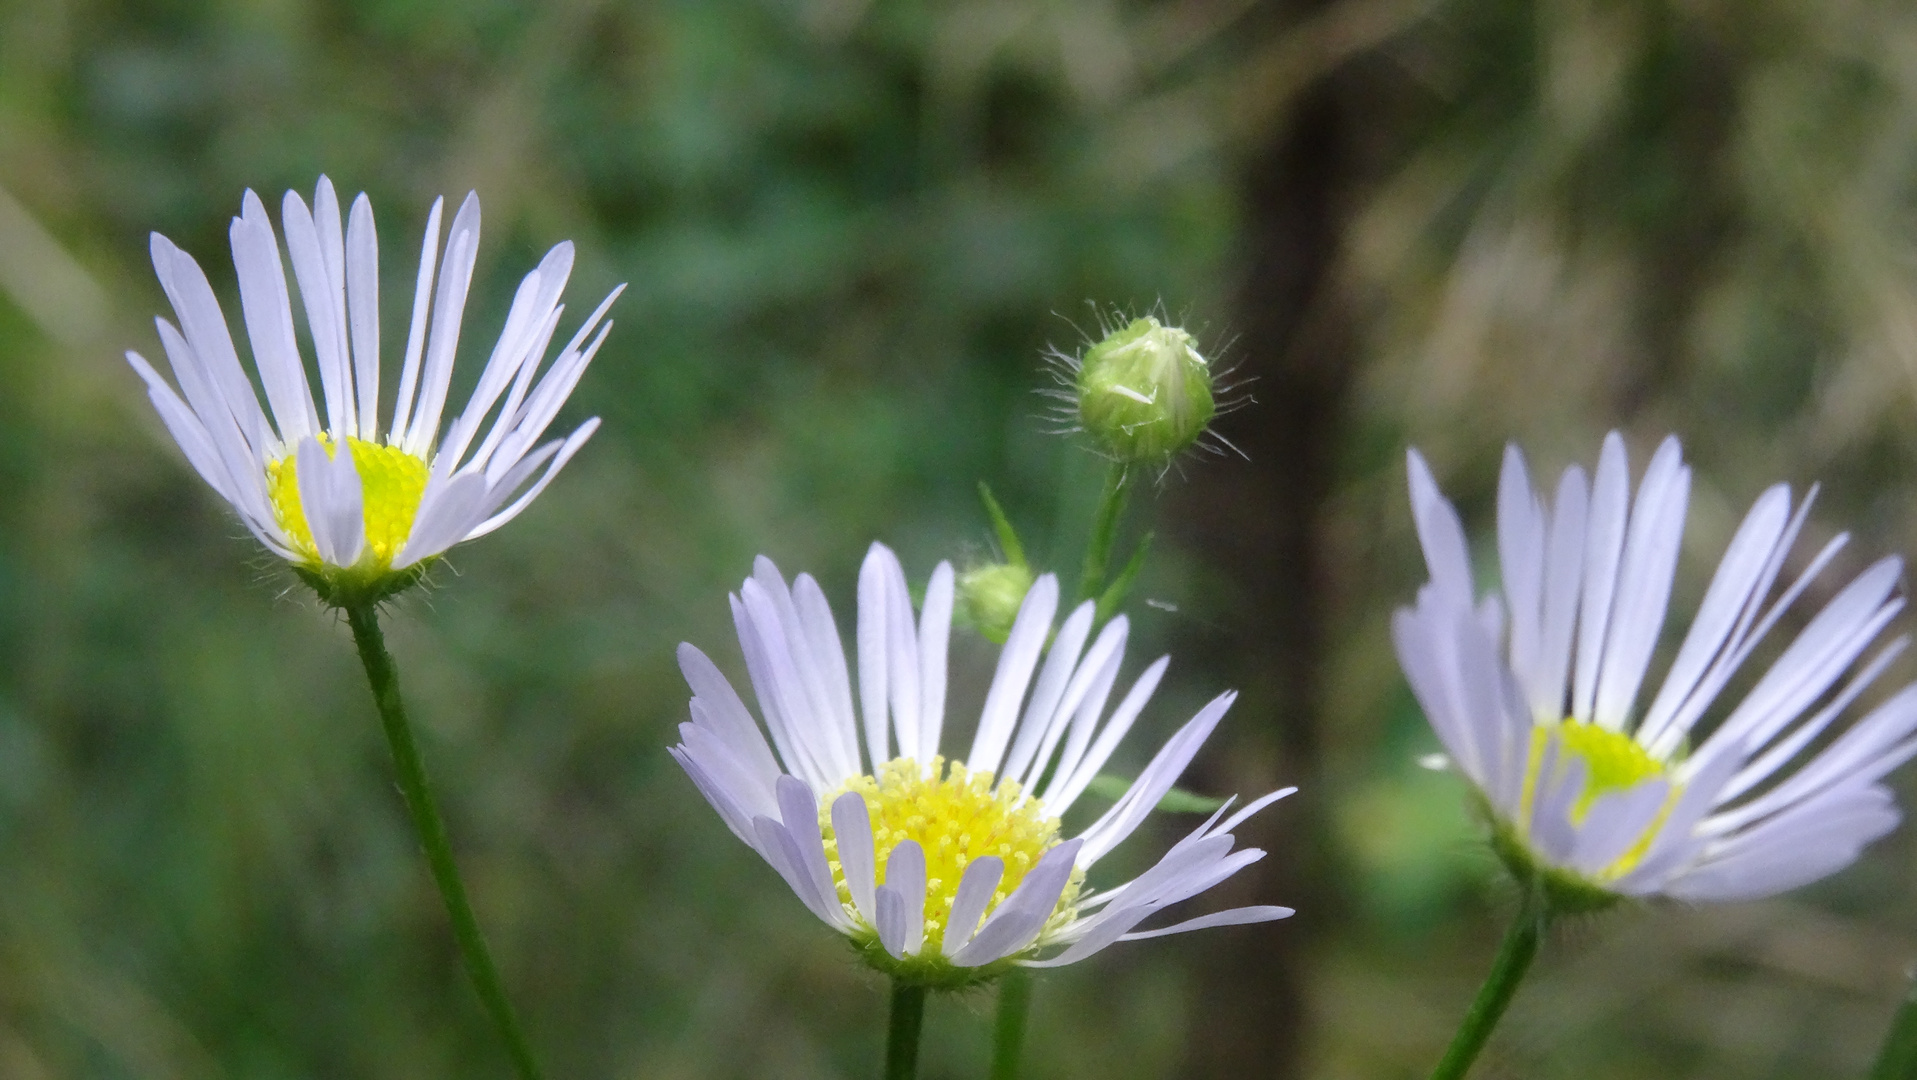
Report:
957,560,1036,643
1075,316,1215,463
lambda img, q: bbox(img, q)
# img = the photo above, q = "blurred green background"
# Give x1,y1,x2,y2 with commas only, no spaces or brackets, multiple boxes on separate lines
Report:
5,0,1917,1077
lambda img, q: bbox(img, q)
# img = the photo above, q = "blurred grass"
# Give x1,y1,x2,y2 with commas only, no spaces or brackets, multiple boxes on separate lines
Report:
3,0,1917,1077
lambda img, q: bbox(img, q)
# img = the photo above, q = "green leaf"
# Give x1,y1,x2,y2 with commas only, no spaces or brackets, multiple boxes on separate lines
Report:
977,482,1027,567
1082,772,1227,813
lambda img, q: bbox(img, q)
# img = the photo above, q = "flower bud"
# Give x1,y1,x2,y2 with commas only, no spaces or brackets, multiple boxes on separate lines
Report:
1075,316,1214,464
957,560,1036,644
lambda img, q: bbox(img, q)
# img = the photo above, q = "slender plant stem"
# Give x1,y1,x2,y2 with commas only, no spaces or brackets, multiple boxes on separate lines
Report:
1871,972,1917,1079
885,980,927,1080
344,604,544,1080
1428,889,1548,1080
989,969,1033,1080
1076,462,1131,603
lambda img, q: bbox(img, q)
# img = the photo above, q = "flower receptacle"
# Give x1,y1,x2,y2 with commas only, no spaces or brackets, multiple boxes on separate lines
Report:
1488,820,1626,917
849,930,1023,992
293,559,430,610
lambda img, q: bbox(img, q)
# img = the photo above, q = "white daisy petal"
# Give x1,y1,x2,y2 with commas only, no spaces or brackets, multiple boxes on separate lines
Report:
882,840,927,954
796,571,862,778
1076,691,1235,865
1611,743,1744,895
775,777,849,929
678,642,784,784
951,840,1082,967
293,436,365,568
1407,448,1474,610
1566,779,1669,874
671,746,758,848
917,561,954,757
1024,902,1156,967
1117,905,1294,941
130,181,616,591
875,884,913,959
345,193,381,440
470,285,622,477
148,235,274,459
125,350,241,505
1394,430,1917,906
280,187,353,437
882,555,923,765
1044,655,1169,816
754,815,846,928
754,560,853,783
740,581,839,789
441,243,574,471
1041,615,1130,795
968,574,1060,775
461,419,601,541
1531,464,1588,720
674,550,1285,974
679,721,778,826
1498,444,1546,694
1637,485,1793,753
390,196,443,440
484,318,614,480
1592,437,1688,730
831,791,878,922
941,856,1004,956
1572,432,1630,724
1669,785,1900,903
393,471,488,569
403,192,479,456
228,195,320,443
857,544,894,769
1000,600,1096,786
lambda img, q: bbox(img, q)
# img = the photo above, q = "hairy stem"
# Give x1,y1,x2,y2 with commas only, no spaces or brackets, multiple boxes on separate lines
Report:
344,604,544,1080
1428,889,1548,1080
989,969,1033,1080
1077,462,1131,604
885,980,927,1080
1871,972,1917,1080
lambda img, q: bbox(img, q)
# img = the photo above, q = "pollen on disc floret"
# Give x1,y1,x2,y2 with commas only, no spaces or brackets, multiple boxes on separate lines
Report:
820,756,1079,953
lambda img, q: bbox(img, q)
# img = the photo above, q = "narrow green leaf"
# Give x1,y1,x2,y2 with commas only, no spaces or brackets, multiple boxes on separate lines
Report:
977,482,1027,567
1082,772,1227,813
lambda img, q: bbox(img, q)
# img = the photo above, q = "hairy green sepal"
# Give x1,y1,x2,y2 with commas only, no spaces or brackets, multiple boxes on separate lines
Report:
850,930,1023,991
294,559,430,609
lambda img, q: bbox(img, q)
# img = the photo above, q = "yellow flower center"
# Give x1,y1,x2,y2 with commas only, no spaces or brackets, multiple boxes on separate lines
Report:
1548,720,1665,817
1520,719,1677,880
266,437,430,566
821,756,1078,952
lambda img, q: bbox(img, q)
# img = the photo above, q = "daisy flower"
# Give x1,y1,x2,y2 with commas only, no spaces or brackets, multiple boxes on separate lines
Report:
672,543,1293,986
1394,432,1917,910
125,176,622,605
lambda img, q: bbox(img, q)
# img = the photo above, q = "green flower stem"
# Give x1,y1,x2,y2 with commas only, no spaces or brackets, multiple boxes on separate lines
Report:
1428,888,1549,1080
1076,462,1131,604
1870,972,1917,1079
989,969,1032,1080
885,980,927,1080
344,604,545,1080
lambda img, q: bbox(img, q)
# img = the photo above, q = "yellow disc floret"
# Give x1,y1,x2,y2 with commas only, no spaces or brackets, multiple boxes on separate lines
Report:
821,756,1077,952
1546,719,1666,818
266,436,430,566
1514,719,1679,888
